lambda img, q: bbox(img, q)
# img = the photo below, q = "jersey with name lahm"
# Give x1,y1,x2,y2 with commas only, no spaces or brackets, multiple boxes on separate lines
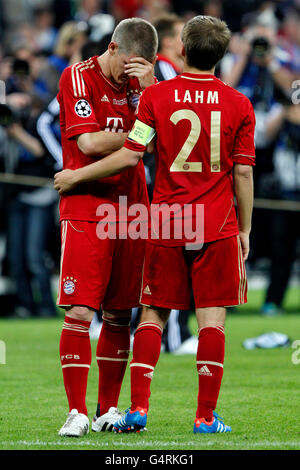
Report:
125,73,256,246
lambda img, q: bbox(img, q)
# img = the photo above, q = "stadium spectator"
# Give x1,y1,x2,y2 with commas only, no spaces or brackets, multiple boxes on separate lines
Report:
55,18,158,438
277,7,300,78
202,0,223,18
153,13,184,79
32,5,58,55
111,0,142,21
74,0,103,22
3,58,58,318
221,19,294,262
260,101,300,315
139,0,172,22
36,96,62,172
37,21,88,101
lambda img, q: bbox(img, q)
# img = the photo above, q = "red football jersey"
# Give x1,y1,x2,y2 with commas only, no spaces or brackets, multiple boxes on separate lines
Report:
57,56,149,222
125,72,256,245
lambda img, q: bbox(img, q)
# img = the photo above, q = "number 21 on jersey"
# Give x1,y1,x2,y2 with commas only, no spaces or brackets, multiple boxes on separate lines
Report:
170,110,221,173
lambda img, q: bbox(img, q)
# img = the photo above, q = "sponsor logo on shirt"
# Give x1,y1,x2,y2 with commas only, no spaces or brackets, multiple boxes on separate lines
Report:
105,117,124,133
113,98,127,106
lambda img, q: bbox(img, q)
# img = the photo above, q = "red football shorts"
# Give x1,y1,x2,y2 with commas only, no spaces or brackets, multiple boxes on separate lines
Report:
140,235,247,309
57,220,145,311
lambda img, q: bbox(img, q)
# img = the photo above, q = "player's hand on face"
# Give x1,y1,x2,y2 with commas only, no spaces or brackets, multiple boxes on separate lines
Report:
239,231,250,261
124,57,155,90
54,169,77,195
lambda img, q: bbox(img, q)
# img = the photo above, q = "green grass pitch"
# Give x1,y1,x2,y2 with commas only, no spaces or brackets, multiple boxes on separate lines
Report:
0,287,299,450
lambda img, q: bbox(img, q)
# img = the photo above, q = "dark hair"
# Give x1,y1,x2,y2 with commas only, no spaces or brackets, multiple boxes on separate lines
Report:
182,15,231,70
152,14,183,52
81,34,112,60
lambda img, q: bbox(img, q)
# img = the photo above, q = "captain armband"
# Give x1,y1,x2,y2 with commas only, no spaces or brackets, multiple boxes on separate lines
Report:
128,120,156,146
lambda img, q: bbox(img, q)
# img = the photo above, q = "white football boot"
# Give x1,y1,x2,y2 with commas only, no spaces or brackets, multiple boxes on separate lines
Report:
92,407,123,432
172,336,198,355
58,409,89,437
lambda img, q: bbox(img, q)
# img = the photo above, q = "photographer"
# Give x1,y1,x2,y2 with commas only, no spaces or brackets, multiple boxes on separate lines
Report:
259,102,300,315
221,22,293,95
0,57,58,318
221,21,294,262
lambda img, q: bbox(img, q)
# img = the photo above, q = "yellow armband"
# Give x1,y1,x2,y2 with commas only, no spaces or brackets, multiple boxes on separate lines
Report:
128,120,156,146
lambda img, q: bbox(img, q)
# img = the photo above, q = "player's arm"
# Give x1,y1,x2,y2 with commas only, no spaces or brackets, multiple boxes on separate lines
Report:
54,118,155,193
54,147,143,194
233,163,253,260
232,98,256,261
76,130,128,157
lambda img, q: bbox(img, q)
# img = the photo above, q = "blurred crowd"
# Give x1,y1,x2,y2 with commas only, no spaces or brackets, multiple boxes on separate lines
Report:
0,0,299,319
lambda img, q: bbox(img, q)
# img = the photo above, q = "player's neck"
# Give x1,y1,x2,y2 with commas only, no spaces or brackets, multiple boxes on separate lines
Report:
183,64,215,76
97,51,114,83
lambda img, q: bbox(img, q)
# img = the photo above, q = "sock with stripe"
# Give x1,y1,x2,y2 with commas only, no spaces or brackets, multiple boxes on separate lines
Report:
96,317,130,416
196,326,225,421
130,322,163,411
59,315,92,416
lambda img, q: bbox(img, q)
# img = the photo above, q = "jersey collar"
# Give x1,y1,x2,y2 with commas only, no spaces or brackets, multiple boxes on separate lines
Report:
180,72,216,81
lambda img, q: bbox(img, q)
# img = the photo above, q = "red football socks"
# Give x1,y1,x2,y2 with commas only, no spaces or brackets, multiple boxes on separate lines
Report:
130,321,163,411
59,315,92,415
96,317,130,416
196,326,225,421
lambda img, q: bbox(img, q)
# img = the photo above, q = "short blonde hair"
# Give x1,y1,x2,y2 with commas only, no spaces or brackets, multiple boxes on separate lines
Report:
182,15,231,70
54,21,86,57
112,18,158,62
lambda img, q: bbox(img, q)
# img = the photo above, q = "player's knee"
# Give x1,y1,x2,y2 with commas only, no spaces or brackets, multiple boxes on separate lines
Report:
141,306,170,328
199,321,225,331
65,305,95,322
196,307,226,330
102,309,131,326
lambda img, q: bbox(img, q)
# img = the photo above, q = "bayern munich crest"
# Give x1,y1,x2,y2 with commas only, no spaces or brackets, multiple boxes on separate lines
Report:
127,89,141,109
74,99,92,117
63,277,77,295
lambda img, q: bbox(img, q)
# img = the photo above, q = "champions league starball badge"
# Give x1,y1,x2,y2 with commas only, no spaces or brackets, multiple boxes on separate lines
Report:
75,99,92,117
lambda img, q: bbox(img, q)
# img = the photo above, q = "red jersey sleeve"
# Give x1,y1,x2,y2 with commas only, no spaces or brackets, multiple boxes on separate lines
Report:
58,66,101,140
231,97,256,166
124,85,155,152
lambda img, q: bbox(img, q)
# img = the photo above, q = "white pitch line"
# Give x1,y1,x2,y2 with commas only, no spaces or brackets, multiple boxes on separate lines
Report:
2,440,300,449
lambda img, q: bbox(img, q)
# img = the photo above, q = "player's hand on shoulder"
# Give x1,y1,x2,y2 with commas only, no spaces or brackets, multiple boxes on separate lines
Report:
124,57,155,90
54,169,78,195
